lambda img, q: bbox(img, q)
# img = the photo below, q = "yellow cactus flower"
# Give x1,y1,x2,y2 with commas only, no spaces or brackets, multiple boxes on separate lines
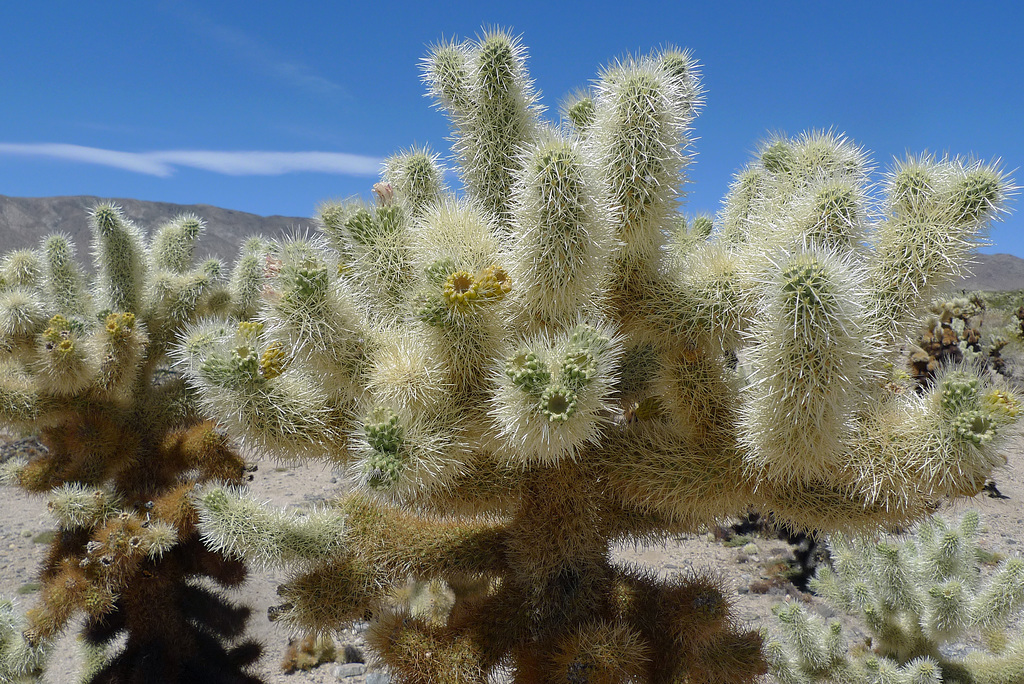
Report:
259,342,288,380
443,270,481,310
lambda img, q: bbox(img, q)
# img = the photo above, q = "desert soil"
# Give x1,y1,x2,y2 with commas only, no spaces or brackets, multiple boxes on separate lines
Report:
2,431,1022,683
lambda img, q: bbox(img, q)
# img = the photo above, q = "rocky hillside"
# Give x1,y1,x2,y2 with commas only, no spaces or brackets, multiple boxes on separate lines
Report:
959,252,1024,292
0,194,315,269
1,195,1021,290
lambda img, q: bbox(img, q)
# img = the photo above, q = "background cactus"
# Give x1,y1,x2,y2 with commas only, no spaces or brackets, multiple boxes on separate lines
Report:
907,293,1016,385
0,205,265,682
766,511,1024,684
167,29,1016,684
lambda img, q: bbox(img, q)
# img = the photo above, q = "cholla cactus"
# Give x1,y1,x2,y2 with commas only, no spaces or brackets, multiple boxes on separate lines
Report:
908,295,992,385
182,29,1018,683
0,205,265,683
0,599,49,682
766,511,1024,684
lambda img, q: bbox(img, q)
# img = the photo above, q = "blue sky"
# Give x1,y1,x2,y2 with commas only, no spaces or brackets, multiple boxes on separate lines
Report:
2,1,1022,258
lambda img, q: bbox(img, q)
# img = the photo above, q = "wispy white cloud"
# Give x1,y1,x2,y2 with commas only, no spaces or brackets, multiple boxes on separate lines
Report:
0,143,174,176
0,143,382,177
159,2,348,98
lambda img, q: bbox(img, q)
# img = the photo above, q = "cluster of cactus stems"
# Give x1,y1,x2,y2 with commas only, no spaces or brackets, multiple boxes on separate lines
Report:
766,511,1024,684
0,209,266,682
1,27,1018,683
908,294,1011,385
168,28,1022,684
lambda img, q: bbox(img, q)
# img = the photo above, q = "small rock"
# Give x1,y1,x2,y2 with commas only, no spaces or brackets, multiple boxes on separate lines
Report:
334,662,367,678
365,673,391,684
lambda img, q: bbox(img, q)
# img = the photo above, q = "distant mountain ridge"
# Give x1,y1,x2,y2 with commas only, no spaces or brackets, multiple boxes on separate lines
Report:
0,194,1021,291
958,253,1024,293
0,195,315,269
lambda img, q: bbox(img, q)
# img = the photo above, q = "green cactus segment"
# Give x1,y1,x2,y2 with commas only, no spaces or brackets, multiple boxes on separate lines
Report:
940,371,981,414
952,165,1005,224
198,487,347,569
742,249,874,485
808,181,861,247
601,69,680,236
424,258,457,285
413,291,448,327
151,214,204,273
0,290,46,344
47,484,121,529
559,349,596,389
780,258,835,323
422,40,472,113
505,349,549,393
365,409,404,455
363,409,406,489
383,146,446,215
229,247,267,320
871,156,1010,342
510,133,609,328
1,250,44,291
890,164,935,215
973,558,1024,630
42,235,89,316
540,384,578,423
424,29,539,227
659,47,699,85
690,215,714,239
90,204,147,315
953,410,996,445
566,95,595,130
762,140,796,174
0,598,52,681
344,208,376,246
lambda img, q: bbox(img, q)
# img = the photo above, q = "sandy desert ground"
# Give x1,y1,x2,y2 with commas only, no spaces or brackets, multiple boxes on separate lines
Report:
2,426,1022,684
